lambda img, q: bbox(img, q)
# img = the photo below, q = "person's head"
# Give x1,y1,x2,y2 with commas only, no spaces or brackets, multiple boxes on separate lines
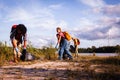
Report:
16,24,27,35
56,27,61,33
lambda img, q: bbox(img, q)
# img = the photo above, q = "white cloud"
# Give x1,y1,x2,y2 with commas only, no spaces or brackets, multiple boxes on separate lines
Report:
98,16,120,26
3,4,58,30
49,4,62,10
102,4,120,16
107,26,120,38
29,35,57,48
1,0,120,48
56,20,68,29
80,0,105,8
1,2,62,47
79,0,120,17
75,23,120,40
4,8,31,22
76,0,120,41
71,18,98,34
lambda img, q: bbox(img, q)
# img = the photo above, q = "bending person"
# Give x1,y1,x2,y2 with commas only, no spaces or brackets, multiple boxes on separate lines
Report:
10,24,27,63
56,27,73,60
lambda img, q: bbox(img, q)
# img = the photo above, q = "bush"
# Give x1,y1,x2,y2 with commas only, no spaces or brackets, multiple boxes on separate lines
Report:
0,42,13,66
0,41,57,65
27,45,57,60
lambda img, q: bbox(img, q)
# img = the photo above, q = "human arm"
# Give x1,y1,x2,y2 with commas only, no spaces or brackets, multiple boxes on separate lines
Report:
55,34,61,49
23,34,27,49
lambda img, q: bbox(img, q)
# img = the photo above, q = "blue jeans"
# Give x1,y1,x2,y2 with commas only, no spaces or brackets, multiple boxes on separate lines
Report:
59,39,72,60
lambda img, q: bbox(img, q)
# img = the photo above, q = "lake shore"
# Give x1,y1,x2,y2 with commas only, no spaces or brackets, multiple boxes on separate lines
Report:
79,53,118,57
0,56,120,80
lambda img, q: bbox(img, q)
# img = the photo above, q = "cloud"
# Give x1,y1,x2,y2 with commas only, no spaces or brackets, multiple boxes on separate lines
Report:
79,0,120,17
75,22,120,40
97,16,120,27
56,20,68,29
3,3,58,30
72,16,120,40
4,8,31,22
1,0,120,48
76,0,120,41
80,0,105,8
29,35,56,48
1,1,64,47
49,4,62,10
108,26,120,38
102,4,120,16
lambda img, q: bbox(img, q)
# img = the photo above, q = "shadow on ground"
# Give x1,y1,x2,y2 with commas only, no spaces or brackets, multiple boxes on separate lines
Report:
90,56,120,65
0,65,120,80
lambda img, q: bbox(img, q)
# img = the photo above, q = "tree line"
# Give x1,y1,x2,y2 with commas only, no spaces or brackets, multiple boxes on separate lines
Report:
78,45,120,53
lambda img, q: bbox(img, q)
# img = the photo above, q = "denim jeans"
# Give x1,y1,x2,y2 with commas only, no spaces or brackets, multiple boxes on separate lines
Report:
59,38,72,60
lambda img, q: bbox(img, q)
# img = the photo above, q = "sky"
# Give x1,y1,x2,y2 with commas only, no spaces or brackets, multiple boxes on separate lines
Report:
0,0,120,48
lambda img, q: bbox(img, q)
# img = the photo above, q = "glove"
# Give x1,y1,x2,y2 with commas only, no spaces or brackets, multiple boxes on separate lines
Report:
15,47,21,57
15,47,19,53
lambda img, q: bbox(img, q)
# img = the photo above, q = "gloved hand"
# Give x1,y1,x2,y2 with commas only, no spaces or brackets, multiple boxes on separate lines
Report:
15,47,22,57
22,48,26,53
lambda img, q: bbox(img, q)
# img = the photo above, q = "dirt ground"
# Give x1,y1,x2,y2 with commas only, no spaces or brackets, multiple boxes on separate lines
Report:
0,57,120,80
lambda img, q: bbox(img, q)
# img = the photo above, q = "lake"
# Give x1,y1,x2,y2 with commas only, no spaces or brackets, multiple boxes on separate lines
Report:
79,53,118,57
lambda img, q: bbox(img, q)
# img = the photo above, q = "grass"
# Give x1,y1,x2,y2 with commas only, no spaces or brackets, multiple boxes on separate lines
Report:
90,56,120,65
0,42,120,80
0,42,13,66
64,56,120,80
27,46,57,60
0,42,57,65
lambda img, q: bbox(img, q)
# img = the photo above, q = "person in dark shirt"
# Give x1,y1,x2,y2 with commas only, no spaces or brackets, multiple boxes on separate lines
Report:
10,24,27,63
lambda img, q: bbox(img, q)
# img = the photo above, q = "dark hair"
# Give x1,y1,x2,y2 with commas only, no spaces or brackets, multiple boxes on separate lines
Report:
16,24,27,35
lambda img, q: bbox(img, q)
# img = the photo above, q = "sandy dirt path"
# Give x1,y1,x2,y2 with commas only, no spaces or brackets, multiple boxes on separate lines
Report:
0,60,88,80
0,59,120,80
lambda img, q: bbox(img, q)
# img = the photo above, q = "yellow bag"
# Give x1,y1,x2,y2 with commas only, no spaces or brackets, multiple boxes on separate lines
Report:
63,31,72,41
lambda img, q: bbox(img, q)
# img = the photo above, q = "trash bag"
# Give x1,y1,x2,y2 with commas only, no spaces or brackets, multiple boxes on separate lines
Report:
20,49,35,61
25,53,35,61
20,49,27,61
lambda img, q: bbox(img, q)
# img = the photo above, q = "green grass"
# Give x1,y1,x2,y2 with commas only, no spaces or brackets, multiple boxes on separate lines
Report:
90,56,120,66
0,42,13,66
65,56,120,80
27,45,57,60
0,42,57,65
0,42,120,80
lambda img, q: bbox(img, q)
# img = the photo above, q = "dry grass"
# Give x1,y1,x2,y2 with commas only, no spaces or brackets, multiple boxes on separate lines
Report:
0,42,120,80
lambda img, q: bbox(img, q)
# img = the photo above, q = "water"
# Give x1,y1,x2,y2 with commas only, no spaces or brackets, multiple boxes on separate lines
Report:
79,53,118,57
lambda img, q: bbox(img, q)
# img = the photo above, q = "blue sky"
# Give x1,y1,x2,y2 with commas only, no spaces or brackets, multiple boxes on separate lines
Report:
0,0,120,48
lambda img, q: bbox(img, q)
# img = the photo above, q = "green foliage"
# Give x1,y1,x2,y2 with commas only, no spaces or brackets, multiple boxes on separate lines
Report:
0,41,57,66
78,45,120,53
0,42,13,66
27,45,57,60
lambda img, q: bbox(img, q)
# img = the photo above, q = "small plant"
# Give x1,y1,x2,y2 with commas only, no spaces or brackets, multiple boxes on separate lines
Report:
0,42,13,66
